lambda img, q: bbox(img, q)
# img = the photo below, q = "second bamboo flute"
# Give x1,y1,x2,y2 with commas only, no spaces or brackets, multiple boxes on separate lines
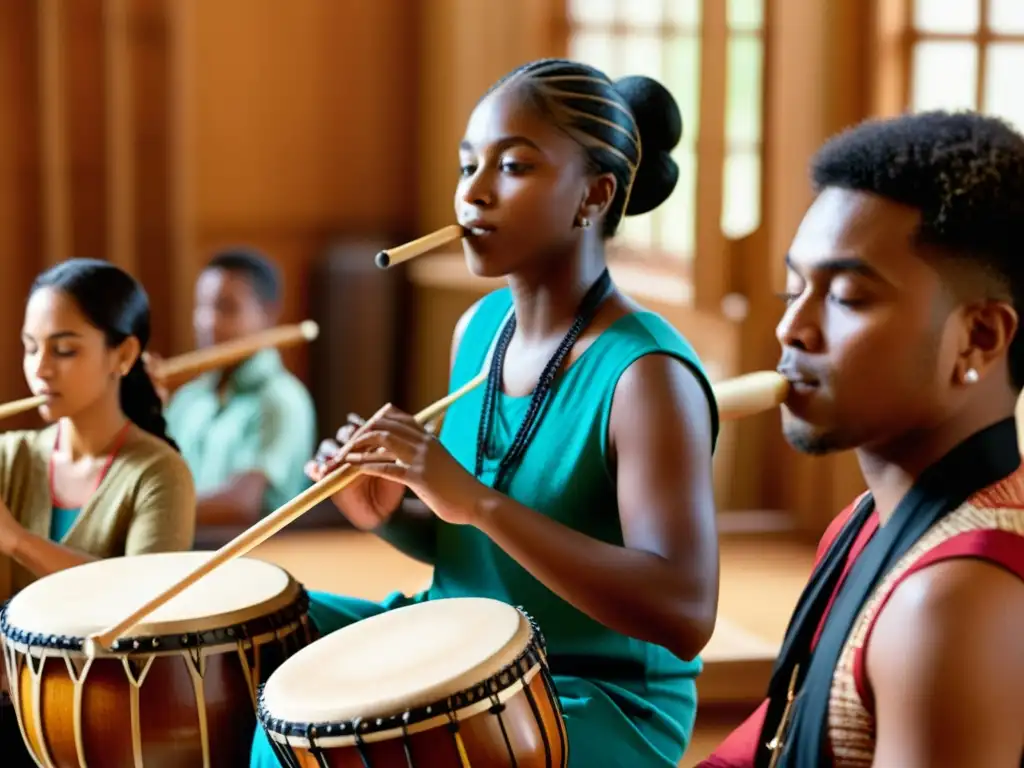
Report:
155,321,320,382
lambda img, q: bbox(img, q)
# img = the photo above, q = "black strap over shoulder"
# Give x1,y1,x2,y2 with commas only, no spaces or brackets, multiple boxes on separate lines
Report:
756,417,1020,767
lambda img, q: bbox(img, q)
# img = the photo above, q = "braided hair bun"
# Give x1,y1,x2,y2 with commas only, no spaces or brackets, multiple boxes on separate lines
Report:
613,75,683,216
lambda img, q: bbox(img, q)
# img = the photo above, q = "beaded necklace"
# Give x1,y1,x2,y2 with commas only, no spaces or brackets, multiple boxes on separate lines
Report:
474,268,612,491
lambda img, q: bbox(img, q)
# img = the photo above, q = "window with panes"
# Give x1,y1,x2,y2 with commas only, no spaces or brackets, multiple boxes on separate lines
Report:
566,0,766,264
908,0,1024,130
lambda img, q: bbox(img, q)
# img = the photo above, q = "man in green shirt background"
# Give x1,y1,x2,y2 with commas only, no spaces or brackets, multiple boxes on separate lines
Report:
151,249,317,543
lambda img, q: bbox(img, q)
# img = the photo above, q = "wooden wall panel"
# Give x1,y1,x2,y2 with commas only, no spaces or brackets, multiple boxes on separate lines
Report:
192,0,415,233
188,0,418,383
131,0,175,353
65,0,108,263
0,2,45,427
37,0,71,267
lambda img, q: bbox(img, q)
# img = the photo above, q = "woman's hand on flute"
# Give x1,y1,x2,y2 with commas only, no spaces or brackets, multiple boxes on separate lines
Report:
306,413,407,530
337,405,486,526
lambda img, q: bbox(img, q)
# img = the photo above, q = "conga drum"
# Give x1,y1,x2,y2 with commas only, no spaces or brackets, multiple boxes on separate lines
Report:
257,597,568,767
0,551,312,767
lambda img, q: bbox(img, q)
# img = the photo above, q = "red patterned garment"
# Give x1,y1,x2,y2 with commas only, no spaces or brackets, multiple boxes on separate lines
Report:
828,467,1024,766
700,468,1024,767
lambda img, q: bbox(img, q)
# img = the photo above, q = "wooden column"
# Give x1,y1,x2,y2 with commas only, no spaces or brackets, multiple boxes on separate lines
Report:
104,0,135,275
168,0,196,353
755,0,874,536
37,0,71,267
693,1,730,314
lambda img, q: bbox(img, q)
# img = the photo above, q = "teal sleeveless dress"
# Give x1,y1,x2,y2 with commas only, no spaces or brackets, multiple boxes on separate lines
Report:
249,287,719,767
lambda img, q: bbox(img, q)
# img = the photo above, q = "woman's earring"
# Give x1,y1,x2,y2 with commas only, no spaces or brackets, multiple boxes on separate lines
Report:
964,368,979,384
579,217,591,229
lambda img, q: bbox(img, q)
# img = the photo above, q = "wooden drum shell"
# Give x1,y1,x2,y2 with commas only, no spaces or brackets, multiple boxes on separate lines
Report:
1,590,312,767
271,666,566,768
258,601,568,768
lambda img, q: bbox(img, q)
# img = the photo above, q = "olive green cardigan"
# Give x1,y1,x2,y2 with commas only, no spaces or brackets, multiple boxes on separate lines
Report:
0,425,196,602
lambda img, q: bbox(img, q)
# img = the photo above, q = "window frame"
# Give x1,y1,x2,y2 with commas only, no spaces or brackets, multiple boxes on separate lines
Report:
563,1,767,313
873,0,1024,118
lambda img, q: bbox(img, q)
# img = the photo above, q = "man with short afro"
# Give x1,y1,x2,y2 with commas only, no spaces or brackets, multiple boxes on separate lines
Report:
700,111,1024,767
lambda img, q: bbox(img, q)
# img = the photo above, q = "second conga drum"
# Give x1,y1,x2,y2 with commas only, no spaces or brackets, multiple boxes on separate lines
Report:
0,551,312,767
257,597,568,767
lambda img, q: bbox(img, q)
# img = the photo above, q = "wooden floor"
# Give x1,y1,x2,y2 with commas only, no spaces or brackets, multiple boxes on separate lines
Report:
248,529,817,767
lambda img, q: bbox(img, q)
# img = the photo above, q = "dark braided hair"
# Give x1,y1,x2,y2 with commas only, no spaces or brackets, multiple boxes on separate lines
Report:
485,58,683,237
472,59,683,490
30,259,179,451
810,110,1024,389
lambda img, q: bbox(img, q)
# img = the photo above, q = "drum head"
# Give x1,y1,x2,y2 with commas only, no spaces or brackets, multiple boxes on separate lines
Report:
2,552,299,641
261,597,532,724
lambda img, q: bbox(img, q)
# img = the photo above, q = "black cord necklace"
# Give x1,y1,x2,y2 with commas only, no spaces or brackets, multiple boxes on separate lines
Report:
474,268,613,492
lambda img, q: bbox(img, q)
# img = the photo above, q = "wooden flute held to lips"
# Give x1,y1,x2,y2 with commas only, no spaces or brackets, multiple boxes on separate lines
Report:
0,326,321,423
0,395,49,422
715,370,790,421
374,224,466,269
85,368,788,653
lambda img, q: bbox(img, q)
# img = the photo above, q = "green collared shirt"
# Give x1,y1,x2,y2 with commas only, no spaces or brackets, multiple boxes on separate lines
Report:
165,349,316,517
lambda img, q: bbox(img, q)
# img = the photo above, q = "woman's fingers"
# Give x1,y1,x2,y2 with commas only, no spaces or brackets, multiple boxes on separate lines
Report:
345,449,401,464
335,412,366,443
356,416,426,444
335,429,418,465
312,407,426,481
315,438,341,462
304,459,325,481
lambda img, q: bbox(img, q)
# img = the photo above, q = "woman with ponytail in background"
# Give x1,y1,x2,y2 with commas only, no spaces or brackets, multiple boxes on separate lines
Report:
0,258,196,601
250,60,720,767
0,259,195,760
